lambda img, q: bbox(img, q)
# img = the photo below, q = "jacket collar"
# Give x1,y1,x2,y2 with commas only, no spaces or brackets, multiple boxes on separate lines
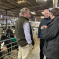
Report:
47,16,59,25
19,16,29,21
44,16,51,20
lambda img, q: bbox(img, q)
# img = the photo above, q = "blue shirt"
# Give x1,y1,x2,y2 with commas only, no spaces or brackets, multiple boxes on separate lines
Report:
38,17,51,39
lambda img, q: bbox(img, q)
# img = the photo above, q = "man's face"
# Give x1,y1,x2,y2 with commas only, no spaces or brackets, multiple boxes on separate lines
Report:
44,10,50,18
26,11,30,18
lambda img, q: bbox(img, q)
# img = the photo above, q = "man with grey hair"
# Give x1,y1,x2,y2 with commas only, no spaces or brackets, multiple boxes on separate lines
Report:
38,9,51,59
15,7,34,59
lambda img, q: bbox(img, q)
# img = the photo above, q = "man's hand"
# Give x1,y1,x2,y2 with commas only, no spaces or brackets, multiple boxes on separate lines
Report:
29,44,31,45
41,25,47,29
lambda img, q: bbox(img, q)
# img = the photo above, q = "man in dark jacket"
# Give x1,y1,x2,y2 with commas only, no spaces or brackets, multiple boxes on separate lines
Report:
38,9,51,59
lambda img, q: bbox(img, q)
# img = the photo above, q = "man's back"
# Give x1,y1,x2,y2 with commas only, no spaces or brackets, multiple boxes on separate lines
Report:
15,16,28,39
15,16,29,47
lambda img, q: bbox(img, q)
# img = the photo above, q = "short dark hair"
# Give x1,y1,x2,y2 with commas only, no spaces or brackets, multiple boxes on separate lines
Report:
50,8,59,16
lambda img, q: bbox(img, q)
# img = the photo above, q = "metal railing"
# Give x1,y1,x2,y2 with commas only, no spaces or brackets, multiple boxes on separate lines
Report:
0,32,18,59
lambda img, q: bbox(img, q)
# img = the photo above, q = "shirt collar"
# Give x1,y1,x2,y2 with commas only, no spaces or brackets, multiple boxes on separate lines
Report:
44,16,51,20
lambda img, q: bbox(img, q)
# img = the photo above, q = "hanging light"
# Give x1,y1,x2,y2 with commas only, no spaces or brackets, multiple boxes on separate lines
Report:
36,0,47,3
17,0,26,4
41,12,44,14
41,16,44,18
31,12,36,15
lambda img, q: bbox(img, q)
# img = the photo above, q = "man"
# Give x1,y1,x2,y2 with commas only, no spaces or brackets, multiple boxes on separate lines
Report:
15,8,34,59
38,9,51,59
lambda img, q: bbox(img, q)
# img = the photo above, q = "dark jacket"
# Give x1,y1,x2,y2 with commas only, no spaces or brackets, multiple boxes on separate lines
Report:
42,16,59,59
38,17,51,39
15,16,34,47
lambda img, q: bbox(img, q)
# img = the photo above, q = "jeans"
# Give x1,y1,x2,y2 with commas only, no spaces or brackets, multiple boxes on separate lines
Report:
40,39,44,59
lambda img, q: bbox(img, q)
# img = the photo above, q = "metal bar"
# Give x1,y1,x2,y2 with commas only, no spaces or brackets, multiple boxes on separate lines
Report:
5,54,18,59
6,10,7,28
53,0,58,8
0,40,17,45
0,33,18,59
0,45,18,52
0,49,18,58
0,46,18,59
25,0,37,11
0,41,18,50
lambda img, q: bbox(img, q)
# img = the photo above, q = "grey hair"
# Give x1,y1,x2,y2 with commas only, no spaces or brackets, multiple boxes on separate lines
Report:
20,7,30,15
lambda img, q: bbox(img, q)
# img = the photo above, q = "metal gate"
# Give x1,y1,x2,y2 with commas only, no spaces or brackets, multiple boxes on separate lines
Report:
0,30,18,59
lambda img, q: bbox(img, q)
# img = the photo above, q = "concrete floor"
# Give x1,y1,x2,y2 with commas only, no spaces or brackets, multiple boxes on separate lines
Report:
29,44,46,59
29,34,46,59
